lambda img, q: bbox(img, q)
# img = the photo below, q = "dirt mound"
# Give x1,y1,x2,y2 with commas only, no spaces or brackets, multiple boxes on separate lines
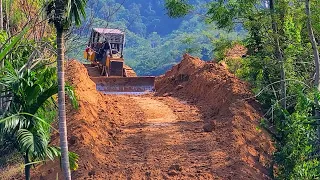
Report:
225,43,247,59
156,54,274,179
31,55,274,179
156,54,253,116
33,60,145,179
221,44,248,72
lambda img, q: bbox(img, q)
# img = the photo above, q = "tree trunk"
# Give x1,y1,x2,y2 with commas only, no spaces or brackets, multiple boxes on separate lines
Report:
0,0,3,113
269,0,286,109
305,0,320,143
0,60,3,114
56,29,71,180
24,154,31,180
4,0,9,36
0,0,3,30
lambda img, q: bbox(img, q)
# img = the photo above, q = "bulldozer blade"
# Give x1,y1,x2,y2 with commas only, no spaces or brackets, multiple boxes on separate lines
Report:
90,76,155,94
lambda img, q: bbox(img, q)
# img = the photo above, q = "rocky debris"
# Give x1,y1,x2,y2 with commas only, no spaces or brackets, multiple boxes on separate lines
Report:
203,121,216,132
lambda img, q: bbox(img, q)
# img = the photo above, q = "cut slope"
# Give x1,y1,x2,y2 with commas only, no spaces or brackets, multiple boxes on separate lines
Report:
156,54,275,178
33,60,145,179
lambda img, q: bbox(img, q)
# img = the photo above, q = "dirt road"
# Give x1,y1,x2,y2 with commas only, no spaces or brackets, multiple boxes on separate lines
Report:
109,96,212,179
34,58,273,180
34,94,271,180
97,95,269,180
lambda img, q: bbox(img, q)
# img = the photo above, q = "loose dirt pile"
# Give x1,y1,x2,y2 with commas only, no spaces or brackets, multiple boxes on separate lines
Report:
33,60,145,179
156,54,274,178
31,55,274,179
225,43,247,59
219,44,247,72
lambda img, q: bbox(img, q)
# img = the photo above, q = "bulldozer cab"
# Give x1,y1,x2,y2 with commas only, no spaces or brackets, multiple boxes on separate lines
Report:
85,28,126,76
88,28,125,60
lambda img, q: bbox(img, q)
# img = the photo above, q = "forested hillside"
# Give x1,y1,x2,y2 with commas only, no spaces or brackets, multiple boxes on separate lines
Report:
68,0,245,75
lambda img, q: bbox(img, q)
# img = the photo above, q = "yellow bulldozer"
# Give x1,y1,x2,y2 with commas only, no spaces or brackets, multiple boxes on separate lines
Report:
83,28,155,94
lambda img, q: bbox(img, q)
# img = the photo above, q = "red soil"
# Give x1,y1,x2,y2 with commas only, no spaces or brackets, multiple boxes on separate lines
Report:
156,54,274,178
31,55,274,179
225,44,247,59
32,60,145,179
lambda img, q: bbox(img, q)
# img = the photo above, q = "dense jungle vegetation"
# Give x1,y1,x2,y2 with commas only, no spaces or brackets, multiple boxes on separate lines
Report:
0,0,319,179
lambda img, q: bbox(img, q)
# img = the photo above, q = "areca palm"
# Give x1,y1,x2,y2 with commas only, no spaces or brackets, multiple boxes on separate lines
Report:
0,60,79,180
46,0,87,179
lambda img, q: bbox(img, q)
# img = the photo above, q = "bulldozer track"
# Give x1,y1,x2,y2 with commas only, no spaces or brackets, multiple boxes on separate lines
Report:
124,64,137,77
84,63,137,77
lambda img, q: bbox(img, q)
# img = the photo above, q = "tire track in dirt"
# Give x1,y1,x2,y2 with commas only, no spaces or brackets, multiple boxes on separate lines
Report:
30,58,273,180
108,96,217,179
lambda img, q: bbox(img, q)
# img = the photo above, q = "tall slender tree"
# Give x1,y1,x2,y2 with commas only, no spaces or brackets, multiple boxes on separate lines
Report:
46,0,87,179
269,0,286,110
0,0,3,30
0,0,3,113
305,0,320,143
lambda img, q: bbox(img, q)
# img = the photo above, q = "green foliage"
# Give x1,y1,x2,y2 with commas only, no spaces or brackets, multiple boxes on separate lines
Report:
46,0,88,29
212,38,234,61
68,151,79,170
0,31,8,43
275,90,320,179
0,60,80,171
0,25,30,63
0,30,79,178
69,0,87,26
66,83,79,109
165,0,193,18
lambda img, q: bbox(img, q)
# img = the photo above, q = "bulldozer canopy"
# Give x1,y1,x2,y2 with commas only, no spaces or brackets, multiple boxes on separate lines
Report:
89,28,125,48
93,28,124,35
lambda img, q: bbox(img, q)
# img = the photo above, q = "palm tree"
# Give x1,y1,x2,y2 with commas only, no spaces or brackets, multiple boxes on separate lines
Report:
0,59,79,180
0,0,3,30
46,0,87,179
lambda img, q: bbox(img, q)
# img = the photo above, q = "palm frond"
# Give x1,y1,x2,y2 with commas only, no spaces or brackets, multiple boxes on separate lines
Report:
0,25,30,63
68,151,79,170
1,66,20,87
16,129,36,153
25,84,43,106
46,146,79,170
0,114,29,133
65,84,78,109
17,129,48,159
69,0,87,26
19,112,59,133
28,83,58,115
46,146,61,161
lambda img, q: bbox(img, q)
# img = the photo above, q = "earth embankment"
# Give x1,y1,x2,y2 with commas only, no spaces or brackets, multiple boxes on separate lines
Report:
34,55,274,179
